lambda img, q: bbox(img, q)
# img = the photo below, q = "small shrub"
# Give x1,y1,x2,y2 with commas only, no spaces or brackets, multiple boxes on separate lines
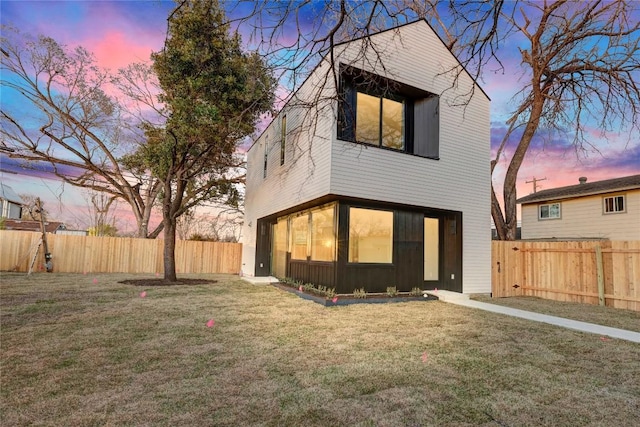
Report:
410,287,422,297
353,288,367,299
303,283,315,292
324,287,336,298
386,286,398,297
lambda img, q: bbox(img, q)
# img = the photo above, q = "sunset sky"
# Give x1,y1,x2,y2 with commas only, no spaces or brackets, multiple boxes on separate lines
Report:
1,0,639,232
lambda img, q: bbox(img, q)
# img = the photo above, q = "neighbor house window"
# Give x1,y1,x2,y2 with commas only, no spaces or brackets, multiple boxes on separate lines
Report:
280,115,287,166
539,203,561,220
355,92,405,150
290,213,309,260
603,195,625,214
348,207,393,263
310,205,336,262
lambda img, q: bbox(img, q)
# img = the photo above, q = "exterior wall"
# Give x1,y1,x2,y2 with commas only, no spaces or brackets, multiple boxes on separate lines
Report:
241,60,336,276
329,22,491,294
521,190,640,240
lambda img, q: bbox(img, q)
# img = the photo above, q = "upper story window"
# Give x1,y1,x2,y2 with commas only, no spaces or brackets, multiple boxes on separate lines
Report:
263,139,268,179
356,92,405,150
338,65,439,159
280,115,287,166
603,195,625,214
539,203,561,220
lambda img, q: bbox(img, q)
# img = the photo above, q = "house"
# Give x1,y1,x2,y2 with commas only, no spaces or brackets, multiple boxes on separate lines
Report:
2,219,68,233
0,183,23,219
516,175,640,240
241,20,491,295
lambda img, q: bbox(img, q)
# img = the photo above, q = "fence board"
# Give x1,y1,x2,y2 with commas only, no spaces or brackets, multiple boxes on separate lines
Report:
492,240,640,311
0,230,241,275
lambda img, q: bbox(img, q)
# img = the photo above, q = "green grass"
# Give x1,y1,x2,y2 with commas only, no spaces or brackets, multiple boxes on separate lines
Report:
2,273,639,426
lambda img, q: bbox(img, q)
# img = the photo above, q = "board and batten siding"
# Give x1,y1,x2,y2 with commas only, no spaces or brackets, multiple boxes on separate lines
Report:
241,60,336,276
329,21,491,294
521,190,640,240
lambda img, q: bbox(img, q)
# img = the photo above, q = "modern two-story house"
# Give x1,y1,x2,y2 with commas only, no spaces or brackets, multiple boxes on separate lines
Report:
241,20,491,295
517,175,640,240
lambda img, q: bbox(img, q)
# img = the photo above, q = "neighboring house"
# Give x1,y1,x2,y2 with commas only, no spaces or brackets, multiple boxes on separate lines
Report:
0,183,23,219
516,175,640,241
241,20,491,294
3,219,68,234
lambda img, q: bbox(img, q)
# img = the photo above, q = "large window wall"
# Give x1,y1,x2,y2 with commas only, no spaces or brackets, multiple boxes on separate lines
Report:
261,200,458,293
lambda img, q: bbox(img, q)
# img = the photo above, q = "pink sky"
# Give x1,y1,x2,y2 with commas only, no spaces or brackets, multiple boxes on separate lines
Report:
1,1,638,231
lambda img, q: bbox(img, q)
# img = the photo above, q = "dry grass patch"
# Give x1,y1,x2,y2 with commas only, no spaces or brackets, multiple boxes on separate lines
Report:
473,295,640,332
2,273,639,426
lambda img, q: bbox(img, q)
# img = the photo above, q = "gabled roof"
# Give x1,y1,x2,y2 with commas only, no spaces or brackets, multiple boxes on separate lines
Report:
0,183,23,204
2,219,66,233
517,174,640,204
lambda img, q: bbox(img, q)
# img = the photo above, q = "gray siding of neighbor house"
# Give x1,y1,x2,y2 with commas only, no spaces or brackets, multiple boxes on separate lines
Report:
521,190,640,240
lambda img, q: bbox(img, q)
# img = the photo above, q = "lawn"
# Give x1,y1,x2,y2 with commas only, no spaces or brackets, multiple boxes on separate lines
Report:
1,273,639,426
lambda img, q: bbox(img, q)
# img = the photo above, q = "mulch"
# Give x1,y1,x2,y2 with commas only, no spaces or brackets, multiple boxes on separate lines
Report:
119,278,217,287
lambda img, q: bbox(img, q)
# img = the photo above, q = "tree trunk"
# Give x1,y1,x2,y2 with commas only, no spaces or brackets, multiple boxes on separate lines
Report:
163,217,177,281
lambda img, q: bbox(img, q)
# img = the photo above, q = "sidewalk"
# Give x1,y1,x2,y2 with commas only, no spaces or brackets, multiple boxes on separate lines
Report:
425,290,640,344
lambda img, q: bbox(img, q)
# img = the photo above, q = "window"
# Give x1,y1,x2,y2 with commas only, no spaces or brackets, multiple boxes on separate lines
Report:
355,92,405,149
280,115,287,166
539,203,561,220
290,213,309,260
271,217,288,278
348,207,393,263
263,139,268,178
338,65,439,158
310,205,335,261
424,217,439,281
603,195,625,214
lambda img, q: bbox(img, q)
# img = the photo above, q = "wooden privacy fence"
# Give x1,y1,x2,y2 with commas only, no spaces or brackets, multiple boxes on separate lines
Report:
0,230,242,274
492,240,640,311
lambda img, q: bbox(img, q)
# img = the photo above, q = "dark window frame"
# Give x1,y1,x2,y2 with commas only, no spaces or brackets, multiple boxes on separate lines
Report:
337,64,439,159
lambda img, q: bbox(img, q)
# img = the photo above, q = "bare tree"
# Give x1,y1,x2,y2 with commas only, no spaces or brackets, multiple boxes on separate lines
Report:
0,28,162,238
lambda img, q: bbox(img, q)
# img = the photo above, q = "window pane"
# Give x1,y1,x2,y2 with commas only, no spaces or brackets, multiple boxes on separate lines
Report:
424,217,439,280
616,196,624,211
272,217,288,278
540,205,549,218
348,208,393,263
549,203,560,218
290,213,308,260
311,205,335,261
382,97,404,149
356,92,380,145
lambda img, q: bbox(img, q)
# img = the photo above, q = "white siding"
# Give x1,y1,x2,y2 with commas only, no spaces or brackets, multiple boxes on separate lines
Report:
521,190,640,240
329,22,491,294
241,60,336,276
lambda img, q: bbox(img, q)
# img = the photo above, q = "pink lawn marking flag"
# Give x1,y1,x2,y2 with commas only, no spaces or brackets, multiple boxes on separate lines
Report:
332,296,338,303
92,278,98,284
140,291,147,298
422,352,428,363
206,319,215,328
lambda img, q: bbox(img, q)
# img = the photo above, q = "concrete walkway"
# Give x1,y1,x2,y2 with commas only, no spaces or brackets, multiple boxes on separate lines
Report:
425,290,640,344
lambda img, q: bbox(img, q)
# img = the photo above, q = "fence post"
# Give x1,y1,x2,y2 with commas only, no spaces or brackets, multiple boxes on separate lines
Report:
595,245,605,306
